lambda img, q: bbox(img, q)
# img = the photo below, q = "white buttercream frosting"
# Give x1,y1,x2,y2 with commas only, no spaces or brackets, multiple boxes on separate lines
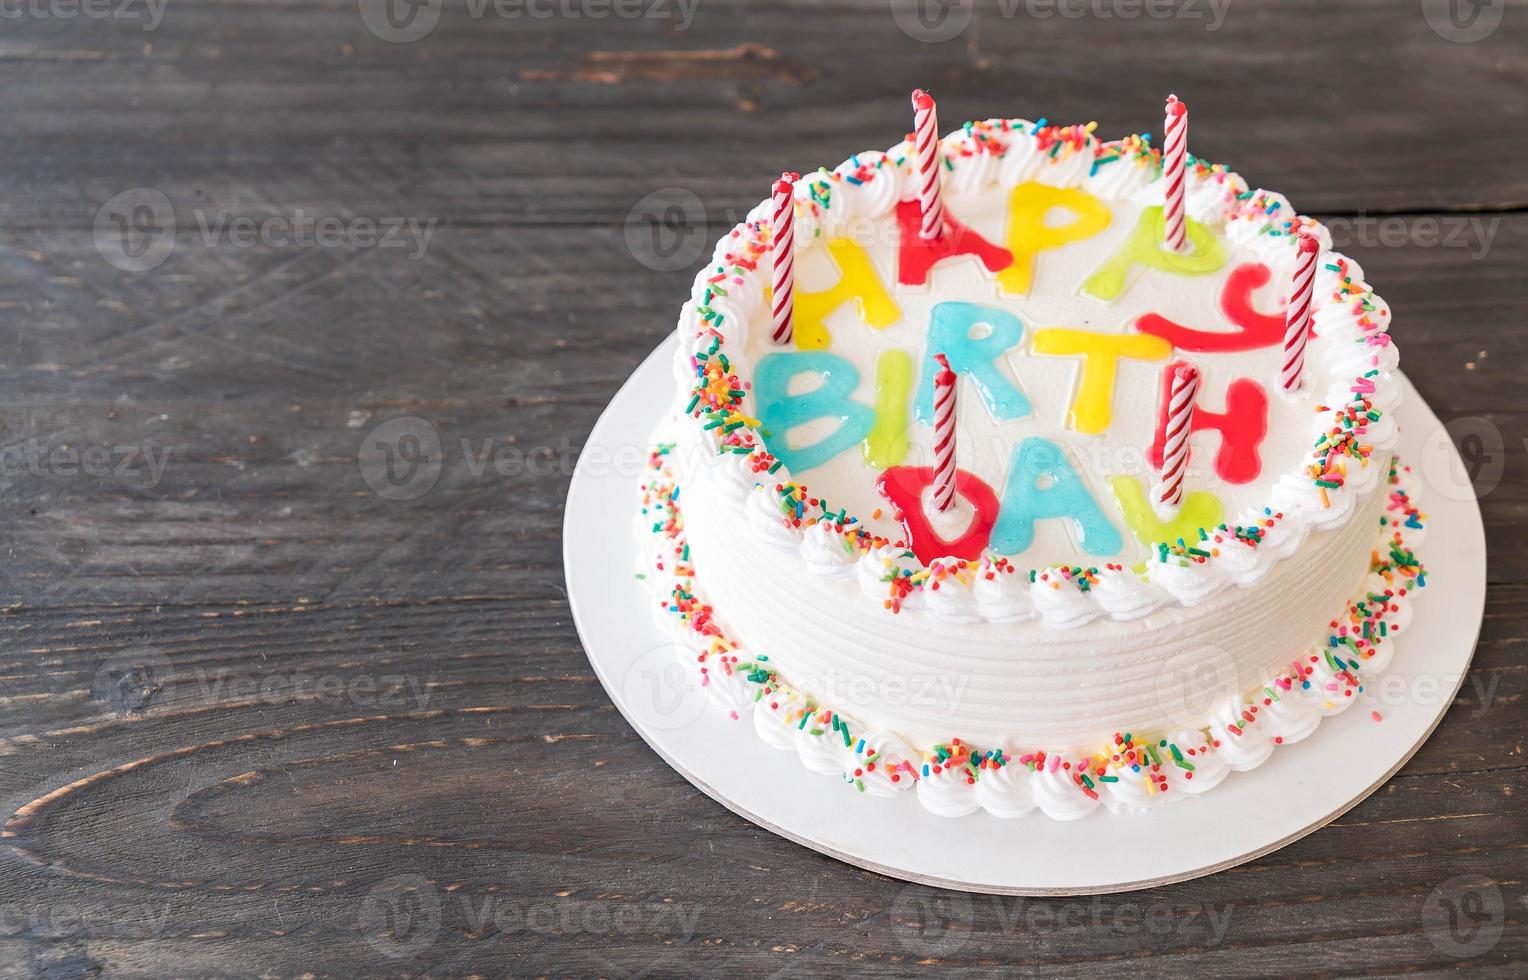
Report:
634,113,1426,819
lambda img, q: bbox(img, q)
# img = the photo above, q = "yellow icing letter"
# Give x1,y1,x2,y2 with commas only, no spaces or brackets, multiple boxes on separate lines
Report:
999,182,1112,296
794,239,900,350
1108,475,1224,548
1031,329,1171,434
1081,205,1226,302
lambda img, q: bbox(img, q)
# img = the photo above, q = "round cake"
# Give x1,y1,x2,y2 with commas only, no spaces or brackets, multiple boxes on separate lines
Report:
637,101,1426,819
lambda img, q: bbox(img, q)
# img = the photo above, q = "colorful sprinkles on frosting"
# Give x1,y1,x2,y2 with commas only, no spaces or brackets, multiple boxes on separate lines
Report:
679,120,1396,614
639,437,1426,807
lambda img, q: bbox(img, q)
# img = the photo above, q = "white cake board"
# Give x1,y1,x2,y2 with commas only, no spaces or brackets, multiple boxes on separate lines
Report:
564,336,1486,895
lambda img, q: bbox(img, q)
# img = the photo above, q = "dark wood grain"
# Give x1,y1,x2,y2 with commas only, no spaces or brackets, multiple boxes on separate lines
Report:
2,1,1526,976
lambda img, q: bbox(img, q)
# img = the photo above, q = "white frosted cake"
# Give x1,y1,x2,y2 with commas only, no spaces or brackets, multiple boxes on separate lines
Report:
637,108,1426,819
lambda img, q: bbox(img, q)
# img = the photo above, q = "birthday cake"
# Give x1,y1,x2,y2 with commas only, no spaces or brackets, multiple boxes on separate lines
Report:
636,96,1425,819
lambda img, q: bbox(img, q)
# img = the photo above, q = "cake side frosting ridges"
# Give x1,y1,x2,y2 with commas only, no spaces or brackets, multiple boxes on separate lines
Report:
638,441,1426,819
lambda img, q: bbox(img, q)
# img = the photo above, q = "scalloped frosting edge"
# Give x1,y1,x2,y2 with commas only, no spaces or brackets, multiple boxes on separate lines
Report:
636,447,1427,820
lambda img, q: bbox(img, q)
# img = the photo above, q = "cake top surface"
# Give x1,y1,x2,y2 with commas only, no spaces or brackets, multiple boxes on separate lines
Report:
676,117,1397,621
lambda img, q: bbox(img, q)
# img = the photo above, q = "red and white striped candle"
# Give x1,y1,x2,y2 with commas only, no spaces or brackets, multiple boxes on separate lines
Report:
931,353,958,512
911,89,946,241
770,171,799,346
1280,232,1321,391
1155,362,1200,513
1162,94,1188,253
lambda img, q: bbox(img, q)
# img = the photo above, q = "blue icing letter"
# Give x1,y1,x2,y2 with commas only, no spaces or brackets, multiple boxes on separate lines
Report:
754,352,875,474
916,302,1030,423
991,437,1123,557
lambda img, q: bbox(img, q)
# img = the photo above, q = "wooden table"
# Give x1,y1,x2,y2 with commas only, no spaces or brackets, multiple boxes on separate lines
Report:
1,3,1523,975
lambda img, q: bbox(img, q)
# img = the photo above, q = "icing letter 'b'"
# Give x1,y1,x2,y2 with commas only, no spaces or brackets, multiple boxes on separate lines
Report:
991,437,1123,557
917,302,1030,423
1030,328,1171,434
1108,475,1224,548
754,352,875,474
999,182,1112,295
877,466,1001,564
1081,205,1227,302
792,239,901,350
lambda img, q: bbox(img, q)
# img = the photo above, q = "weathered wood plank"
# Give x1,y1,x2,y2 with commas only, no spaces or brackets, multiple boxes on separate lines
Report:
2,3,1525,975
0,0,1524,232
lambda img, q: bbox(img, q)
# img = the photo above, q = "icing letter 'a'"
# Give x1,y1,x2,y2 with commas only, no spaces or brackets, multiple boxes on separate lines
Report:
916,302,1030,423
998,182,1112,295
877,466,1000,564
1081,205,1227,302
793,239,901,350
1108,475,1224,548
1136,262,1284,352
754,352,875,474
1147,361,1269,484
895,199,1014,287
863,349,914,469
990,437,1123,557
1030,328,1170,434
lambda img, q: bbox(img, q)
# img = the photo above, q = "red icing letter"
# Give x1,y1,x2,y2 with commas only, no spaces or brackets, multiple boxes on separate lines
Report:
1136,262,1285,353
895,199,1014,287
876,465,999,563
1148,361,1269,484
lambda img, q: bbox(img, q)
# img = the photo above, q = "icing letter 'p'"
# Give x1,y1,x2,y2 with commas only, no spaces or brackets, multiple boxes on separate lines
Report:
990,437,1123,557
999,183,1112,296
916,302,1030,423
754,352,875,474
1082,205,1226,302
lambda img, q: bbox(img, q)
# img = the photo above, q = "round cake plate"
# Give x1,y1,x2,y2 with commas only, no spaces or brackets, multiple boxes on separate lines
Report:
564,335,1486,895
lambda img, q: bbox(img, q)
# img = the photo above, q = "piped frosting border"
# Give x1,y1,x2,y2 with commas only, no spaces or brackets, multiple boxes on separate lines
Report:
637,448,1427,819
673,119,1400,627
